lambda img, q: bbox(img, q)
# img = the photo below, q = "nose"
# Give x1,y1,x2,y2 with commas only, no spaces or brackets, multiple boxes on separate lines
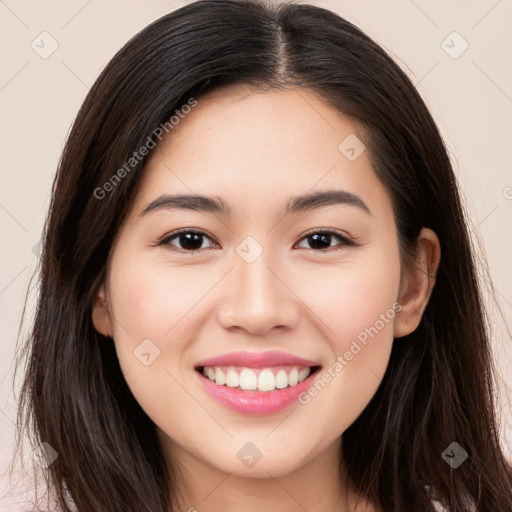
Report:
217,252,301,336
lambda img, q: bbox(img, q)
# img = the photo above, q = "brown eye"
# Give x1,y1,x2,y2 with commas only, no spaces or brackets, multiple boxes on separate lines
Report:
295,230,356,251
159,230,217,252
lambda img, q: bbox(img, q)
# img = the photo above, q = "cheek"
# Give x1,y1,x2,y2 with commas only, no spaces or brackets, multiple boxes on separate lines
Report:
293,250,401,432
107,256,208,362
105,252,227,412
305,252,400,352
106,258,208,429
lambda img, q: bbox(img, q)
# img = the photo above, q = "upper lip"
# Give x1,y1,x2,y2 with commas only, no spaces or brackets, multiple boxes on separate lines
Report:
195,350,320,369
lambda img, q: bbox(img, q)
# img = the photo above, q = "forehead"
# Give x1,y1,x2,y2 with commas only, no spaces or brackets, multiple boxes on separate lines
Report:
148,85,355,166
135,86,392,220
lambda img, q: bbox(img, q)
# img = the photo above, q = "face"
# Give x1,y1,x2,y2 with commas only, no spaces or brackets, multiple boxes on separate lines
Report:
93,86,435,486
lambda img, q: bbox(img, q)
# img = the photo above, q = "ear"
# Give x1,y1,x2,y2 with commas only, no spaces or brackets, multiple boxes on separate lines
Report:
394,227,441,338
91,283,113,338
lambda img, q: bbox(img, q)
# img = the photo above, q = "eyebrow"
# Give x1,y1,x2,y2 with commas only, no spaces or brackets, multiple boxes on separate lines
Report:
140,189,371,217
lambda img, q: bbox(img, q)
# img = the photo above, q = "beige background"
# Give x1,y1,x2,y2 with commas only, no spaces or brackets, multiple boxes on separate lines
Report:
1,0,511,509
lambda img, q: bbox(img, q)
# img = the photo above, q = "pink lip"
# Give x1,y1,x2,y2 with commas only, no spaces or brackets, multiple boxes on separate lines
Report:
195,350,319,369
194,369,319,415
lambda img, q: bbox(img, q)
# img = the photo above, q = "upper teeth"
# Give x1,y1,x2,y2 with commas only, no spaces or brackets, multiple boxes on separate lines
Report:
201,365,311,391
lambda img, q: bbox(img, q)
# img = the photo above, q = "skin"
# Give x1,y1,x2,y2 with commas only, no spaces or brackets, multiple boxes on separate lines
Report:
92,85,440,512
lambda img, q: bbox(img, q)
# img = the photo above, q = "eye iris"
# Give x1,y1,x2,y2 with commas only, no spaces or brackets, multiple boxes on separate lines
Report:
179,232,203,250
308,233,332,250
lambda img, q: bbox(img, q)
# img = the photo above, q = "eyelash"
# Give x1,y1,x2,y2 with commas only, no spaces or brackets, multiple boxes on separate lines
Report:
157,228,358,254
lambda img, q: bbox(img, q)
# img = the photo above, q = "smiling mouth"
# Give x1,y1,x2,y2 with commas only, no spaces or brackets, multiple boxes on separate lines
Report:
195,365,322,392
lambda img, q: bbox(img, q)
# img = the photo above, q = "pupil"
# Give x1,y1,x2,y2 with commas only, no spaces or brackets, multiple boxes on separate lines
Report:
309,233,330,249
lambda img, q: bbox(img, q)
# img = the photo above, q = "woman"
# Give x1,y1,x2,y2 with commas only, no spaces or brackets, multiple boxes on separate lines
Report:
15,0,512,510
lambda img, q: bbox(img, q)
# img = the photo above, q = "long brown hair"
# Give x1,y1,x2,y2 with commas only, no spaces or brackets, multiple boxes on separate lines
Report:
15,1,512,510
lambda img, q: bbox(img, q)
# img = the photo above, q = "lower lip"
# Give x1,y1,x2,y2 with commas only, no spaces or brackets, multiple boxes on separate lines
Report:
195,368,319,415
